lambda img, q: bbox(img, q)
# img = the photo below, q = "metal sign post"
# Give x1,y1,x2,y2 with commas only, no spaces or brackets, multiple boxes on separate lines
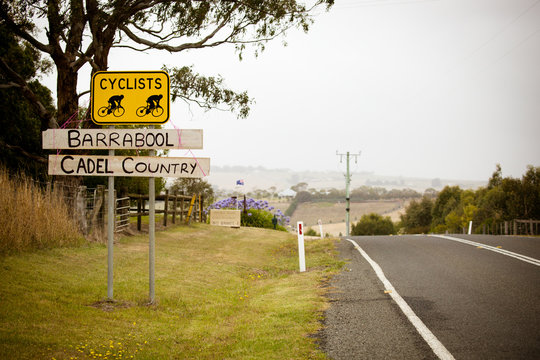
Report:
107,125,114,300
148,127,156,304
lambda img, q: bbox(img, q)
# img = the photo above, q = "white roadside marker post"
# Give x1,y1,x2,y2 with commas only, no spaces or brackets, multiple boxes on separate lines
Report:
318,219,324,239
297,221,306,272
468,221,473,235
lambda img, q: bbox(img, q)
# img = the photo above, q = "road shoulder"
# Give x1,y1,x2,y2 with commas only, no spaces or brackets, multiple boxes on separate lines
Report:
317,238,436,360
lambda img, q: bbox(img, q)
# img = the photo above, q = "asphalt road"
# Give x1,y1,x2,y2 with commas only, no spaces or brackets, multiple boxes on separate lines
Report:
318,235,540,359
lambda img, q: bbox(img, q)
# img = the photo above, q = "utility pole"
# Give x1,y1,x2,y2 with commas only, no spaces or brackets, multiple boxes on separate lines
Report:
336,151,361,236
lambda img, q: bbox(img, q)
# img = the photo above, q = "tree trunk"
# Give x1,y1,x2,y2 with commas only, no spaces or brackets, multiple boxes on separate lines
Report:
56,66,80,128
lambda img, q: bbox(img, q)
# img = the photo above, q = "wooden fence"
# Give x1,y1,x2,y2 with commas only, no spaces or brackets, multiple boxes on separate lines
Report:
473,219,540,236
62,185,205,240
125,190,205,231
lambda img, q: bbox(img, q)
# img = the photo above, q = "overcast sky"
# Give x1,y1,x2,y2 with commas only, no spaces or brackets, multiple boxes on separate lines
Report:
55,0,540,181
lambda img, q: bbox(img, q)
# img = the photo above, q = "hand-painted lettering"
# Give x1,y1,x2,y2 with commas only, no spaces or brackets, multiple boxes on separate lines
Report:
181,163,188,173
60,155,74,174
122,157,134,174
77,157,88,173
110,132,120,146
68,130,80,147
96,132,107,147
82,133,93,147
122,133,133,147
135,133,145,147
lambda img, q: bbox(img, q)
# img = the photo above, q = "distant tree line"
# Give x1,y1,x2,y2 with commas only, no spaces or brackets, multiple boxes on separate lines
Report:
400,165,540,234
290,185,422,204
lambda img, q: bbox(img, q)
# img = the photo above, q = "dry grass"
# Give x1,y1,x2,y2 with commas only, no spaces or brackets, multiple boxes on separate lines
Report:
0,166,83,255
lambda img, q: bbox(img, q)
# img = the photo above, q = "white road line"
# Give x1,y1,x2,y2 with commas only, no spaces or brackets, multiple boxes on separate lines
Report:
346,238,455,360
429,235,540,267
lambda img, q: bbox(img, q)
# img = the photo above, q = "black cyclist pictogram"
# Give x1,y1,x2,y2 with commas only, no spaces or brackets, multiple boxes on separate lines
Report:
98,95,125,117
136,94,164,117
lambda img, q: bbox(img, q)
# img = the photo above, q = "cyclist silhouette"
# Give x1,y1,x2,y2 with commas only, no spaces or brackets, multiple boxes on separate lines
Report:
137,94,164,117
107,95,124,114
146,94,163,111
98,94,125,117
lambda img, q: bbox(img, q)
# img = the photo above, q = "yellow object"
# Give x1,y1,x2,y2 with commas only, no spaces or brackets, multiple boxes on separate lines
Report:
186,194,197,224
91,71,169,125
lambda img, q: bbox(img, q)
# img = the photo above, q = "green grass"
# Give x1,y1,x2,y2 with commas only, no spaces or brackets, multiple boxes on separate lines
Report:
0,224,343,359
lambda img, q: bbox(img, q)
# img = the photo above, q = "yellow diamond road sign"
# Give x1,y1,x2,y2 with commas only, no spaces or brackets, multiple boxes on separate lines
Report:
91,71,170,125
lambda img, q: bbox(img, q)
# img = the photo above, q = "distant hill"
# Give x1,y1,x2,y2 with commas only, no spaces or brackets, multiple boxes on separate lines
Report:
205,166,486,193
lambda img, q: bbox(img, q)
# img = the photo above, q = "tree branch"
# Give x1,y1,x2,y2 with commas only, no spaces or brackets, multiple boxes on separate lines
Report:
0,5,53,54
119,2,240,52
0,139,47,164
0,56,57,130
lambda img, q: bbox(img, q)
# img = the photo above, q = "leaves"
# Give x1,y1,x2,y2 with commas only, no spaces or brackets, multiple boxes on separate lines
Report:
166,65,252,118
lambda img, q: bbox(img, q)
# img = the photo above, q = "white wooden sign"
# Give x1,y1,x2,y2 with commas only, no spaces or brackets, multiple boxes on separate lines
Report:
48,155,210,177
42,129,202,149
210,209,241,227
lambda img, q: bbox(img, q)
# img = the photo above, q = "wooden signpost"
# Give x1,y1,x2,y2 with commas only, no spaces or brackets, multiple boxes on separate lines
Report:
48,155,210,177
44,70,209,304
210,209,241,227
42,128,203,150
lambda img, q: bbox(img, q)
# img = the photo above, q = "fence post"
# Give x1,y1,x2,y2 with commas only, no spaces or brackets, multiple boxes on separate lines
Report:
504,221,508,235
180,195,184,222
137,195,142,231
200,195,205,222
163,189,169,227
198,194,202,222
75,185,88,235
173,190,178,224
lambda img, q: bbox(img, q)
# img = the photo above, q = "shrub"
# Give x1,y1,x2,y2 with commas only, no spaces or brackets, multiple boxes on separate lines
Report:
351,213,395,236
305,228,318,236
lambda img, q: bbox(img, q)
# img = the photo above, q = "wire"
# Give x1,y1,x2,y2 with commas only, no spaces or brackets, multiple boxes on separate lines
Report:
445,0,540,74
330,0,442,10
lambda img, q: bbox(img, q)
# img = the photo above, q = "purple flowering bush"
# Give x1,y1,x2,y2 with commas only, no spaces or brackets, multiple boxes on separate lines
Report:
205,197,290,231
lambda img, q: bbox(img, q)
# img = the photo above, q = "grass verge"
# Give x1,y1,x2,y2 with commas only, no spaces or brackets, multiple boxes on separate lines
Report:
0,224,343,359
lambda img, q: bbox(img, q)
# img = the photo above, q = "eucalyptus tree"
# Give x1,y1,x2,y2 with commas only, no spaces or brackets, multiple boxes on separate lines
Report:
0,0,334,131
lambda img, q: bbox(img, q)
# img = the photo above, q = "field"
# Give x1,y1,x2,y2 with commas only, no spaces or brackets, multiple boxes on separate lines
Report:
290,200,406,227
0,223,343,359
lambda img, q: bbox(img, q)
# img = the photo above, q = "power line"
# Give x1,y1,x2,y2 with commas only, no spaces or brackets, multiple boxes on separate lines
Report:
330,0,442,10
445,0,540,74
